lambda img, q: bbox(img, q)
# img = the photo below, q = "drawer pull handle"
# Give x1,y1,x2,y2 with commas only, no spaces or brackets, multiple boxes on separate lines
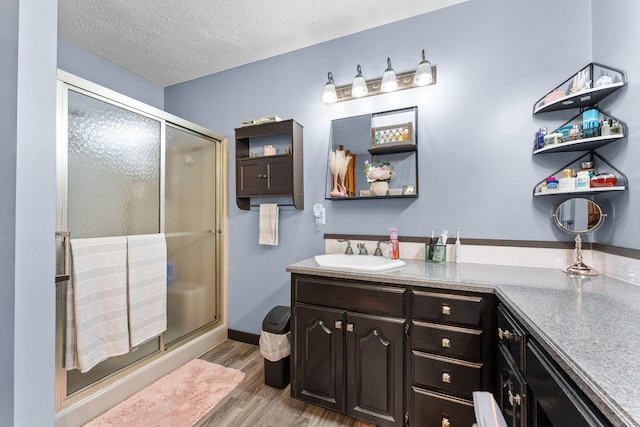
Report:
442,372,451,383
335,321,342,329
346,323,354,333
508,389,522,407
498,327,517,341
442,304,451,315
441,337,450,348
441,416,451,427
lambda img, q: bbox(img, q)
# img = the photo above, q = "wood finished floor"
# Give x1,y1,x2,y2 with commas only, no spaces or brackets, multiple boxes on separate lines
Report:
193,339,375,427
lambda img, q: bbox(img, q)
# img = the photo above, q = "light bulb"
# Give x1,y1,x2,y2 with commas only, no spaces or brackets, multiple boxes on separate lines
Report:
381,57,398,92
322,72,337,104
351,64,368,98
414,49,433,86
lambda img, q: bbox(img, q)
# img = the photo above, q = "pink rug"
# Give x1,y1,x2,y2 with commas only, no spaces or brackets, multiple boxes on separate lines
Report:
84,359,245,427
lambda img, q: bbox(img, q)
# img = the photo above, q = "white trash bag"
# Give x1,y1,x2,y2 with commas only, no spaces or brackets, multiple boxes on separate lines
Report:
259,330,291,362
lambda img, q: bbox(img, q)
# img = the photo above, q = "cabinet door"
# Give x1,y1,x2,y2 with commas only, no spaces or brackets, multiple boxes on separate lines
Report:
293,303,345,412
236,158,263,196
346,312,405,427
263,155,293,195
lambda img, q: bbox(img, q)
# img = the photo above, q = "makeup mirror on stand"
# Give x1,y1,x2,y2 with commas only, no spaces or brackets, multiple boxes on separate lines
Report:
553,198,606,276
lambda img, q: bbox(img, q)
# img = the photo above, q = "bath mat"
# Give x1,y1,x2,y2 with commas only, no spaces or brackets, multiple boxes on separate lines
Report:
84,359,245,427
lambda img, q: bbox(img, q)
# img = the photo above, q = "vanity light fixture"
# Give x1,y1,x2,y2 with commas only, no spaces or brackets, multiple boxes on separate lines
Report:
351,65,368,98
322,49,436,104
381,57,398,92
413,49,433,86
322,72,338,104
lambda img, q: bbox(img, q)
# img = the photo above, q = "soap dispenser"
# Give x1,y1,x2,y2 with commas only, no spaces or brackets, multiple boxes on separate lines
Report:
389,228,400,260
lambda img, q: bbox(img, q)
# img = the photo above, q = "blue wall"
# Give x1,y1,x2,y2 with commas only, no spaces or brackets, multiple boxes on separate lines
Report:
165,0,611,334
0,0,19,423
58,36,165,110
591,0,640,249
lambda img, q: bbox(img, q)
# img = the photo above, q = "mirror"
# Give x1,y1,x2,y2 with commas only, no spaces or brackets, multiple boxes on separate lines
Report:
553,198,606,276
327,106,418,199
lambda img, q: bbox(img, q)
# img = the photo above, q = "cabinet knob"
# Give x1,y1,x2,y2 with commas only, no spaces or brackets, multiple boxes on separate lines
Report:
346,323,354,333
498,327,516,341
442,372,451,383
335,321,342,329
441,337,451,348
441,416,451,427
508,389,522,407
441,304,451,316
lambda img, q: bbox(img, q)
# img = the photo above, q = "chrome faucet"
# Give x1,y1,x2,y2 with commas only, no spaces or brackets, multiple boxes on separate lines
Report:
374,241,388,256
337,239,353,254
357,243,368,255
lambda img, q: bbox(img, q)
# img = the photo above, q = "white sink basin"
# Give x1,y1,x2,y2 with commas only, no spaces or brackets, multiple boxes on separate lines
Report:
314,253,405,272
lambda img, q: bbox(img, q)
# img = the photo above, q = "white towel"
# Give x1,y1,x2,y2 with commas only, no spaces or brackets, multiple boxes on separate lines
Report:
66,236,129,373
259,204,279,245
126,234,167,347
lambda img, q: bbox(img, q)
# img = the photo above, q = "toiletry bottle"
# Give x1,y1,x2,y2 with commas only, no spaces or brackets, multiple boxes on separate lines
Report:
389,228,400,260
455,228,461,264
425,226,436,261
433,230,448,262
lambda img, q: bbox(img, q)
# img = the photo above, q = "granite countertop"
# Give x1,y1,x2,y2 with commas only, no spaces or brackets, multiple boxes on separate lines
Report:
287,258,640,427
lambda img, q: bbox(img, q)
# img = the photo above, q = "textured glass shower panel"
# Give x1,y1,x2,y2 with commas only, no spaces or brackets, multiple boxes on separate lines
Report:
164,234,218,345
65,90,161,395
67,90,161,238
165,125,216,232
164,125,218,346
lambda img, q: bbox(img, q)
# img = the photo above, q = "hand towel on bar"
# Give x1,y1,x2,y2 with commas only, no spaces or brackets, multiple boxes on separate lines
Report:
259,203,279,245
66,236,129,373
126,233,167,347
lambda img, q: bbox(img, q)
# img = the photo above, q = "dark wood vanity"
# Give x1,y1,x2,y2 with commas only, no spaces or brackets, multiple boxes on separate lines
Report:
289,270,616,427
290,273,495,427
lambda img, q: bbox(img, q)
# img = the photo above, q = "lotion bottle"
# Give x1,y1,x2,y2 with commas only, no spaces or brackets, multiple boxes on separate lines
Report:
389,228,400,260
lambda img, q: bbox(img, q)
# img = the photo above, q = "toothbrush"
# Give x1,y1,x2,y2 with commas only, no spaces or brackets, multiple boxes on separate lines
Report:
455,228,461,264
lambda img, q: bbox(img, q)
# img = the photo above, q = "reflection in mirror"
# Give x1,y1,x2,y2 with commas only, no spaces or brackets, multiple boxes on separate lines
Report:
327,107,418,199
553,198,606,276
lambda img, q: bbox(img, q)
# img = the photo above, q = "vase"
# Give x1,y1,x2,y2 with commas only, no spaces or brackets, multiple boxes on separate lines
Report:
370,181,389,197
330,174,343,197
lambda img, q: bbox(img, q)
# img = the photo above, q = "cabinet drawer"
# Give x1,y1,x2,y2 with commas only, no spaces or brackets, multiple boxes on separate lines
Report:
294,275,405,316
412,321,482,362
412,351,482,399
411,387,475,427
497,304,526,373
413,290,485,327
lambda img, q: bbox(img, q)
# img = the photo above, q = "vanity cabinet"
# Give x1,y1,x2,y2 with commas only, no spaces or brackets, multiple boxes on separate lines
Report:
496,304,612,427
235,119,303,210
410,290,495,427
291,274,406,427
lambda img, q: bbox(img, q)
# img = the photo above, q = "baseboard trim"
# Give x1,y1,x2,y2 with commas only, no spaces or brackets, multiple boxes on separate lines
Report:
228,329,260,346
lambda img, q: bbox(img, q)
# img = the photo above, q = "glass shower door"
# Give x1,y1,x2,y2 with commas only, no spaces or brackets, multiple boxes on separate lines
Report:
164,125,219,346
62,89,162,395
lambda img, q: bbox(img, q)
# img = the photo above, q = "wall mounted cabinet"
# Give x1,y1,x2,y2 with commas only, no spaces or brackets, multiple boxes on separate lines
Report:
235,119,303,210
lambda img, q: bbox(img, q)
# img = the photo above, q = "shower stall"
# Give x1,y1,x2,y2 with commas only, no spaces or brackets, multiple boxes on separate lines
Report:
54,71,227,417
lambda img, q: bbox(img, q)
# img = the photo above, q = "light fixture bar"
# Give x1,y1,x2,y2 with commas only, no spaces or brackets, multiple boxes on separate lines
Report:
332,66,437,103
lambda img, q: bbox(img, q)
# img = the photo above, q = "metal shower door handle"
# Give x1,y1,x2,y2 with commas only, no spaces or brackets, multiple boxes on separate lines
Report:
56,231,71,283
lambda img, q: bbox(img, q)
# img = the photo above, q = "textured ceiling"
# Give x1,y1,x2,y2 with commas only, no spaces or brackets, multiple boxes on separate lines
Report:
58,0,467,87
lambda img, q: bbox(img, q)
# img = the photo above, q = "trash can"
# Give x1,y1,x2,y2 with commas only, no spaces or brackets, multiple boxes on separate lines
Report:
259,305,291,388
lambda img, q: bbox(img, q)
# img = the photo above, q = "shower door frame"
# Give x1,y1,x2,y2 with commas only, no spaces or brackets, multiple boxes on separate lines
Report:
55,70,229,416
